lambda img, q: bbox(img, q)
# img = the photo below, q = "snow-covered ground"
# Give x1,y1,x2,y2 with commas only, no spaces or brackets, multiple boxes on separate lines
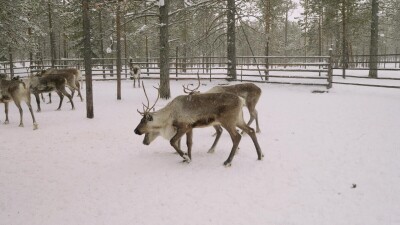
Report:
1,79,399,225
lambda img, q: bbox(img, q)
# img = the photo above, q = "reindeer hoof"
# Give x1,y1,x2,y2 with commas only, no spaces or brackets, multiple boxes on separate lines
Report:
4,121,9,125
207,148,215,153
33,123,38,130
223,161,232,167
19,124,24,127
182,155,191,163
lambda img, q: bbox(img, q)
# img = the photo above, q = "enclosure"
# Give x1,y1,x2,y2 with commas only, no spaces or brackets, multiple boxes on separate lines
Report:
1,79,399,225
2,0,400,224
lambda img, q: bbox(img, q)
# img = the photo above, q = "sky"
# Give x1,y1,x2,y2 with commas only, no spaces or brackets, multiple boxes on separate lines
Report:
289,0,303,21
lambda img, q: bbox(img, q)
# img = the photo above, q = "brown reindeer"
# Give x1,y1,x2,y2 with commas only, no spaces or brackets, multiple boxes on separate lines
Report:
134,83,263,166
183,78,262,133
130,65,141,88
0,74,38,129
29,73,75,112
38,68,83,103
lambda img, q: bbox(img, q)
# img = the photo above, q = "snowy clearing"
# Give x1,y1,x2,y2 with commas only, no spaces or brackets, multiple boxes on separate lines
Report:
1,79,400,225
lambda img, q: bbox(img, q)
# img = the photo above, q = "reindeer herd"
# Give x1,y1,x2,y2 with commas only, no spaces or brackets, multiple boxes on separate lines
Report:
1,66,264,166
0,68,83,130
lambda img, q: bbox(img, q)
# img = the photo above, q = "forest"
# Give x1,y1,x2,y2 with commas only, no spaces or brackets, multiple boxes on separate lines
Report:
1,0,400,107
1,0,399,64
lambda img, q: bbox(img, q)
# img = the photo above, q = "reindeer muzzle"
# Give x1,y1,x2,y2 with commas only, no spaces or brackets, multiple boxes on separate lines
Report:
134,128,142,135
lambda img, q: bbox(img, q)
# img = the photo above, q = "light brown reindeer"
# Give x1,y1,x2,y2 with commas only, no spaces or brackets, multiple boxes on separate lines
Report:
29,73,75,112
0,74,38,130
134,82,263,166
183,77,262,134
39,68,83,103
130,65,141,88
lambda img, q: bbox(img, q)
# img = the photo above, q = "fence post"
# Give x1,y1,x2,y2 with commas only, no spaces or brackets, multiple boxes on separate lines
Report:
327,47,333,89
129,58,133,80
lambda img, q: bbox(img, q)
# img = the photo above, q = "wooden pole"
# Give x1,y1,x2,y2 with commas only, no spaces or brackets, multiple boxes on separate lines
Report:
328,45,333,89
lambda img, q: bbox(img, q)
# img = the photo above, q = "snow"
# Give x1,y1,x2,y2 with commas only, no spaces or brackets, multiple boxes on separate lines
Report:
1,79,400,225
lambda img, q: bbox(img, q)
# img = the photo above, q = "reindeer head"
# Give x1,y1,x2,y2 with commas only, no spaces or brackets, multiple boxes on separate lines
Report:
134,82,161,145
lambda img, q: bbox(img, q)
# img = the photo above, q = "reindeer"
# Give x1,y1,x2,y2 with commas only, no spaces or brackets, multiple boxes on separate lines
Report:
29,73,75,112
134,83,263,166
0,74,38,129
130,65,141,88
183,78,262,133
38,68,83,103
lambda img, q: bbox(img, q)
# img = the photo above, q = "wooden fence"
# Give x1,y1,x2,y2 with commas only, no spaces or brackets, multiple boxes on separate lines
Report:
331,54,400,89
0,55,333,88
1,52,399,89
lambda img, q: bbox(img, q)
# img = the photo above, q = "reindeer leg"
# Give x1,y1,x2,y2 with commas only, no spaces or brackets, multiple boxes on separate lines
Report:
34,93,41,112
47,93,52,104
237,124,263,160
60,88,75,110
14,101,24,127
170,128,191,162
222,126,242,167
69,86,75,99
55,91,64,110
66,86,76,103
24,94,38,129
186,130,193,160
208,125,223,153
241,108,260,135
4,102,9,124
40,93,45,102
27,104,38,130
254,109,261,133
75,81,83,101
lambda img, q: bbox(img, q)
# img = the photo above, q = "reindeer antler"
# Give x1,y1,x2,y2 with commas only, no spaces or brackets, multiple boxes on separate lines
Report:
137,81,160,115
182,72,201,94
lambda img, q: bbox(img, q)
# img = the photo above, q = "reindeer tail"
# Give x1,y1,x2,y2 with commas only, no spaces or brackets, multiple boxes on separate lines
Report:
238,96,246,107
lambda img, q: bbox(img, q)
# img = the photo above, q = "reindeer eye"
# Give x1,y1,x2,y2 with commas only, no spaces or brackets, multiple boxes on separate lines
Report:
145,114,153,121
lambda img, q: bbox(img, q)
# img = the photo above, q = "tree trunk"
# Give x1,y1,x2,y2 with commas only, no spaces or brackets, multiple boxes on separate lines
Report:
159,0,170,99
48,1,57,68
63,0,68,63
369,0,379,78
124,8,128,79
341,0,348,78
227,0,237,80
145,10,149,75
9,46,14,78
179,0,188,72
264,0,271,80
28,26,33,72
116,1,122,100
284,3,288,56
99,10,105,78
82,0,94,118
